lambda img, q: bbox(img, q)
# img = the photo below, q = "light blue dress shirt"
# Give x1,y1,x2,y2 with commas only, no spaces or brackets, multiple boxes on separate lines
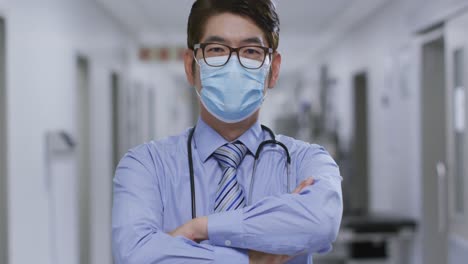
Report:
112,118,343,264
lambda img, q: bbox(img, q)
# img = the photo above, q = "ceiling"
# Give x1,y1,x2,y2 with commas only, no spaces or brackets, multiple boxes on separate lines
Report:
96,0,352,35
96,0,390,48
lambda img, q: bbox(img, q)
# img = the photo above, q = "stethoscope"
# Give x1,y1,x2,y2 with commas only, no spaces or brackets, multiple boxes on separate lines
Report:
187,125,291,219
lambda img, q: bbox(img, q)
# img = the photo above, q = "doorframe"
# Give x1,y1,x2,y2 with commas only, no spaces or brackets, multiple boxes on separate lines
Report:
445,10,468,242
110,71,120,172
0,16,8,264
351,71,370,216
147,87,156,140
76,55,91,264
417,27,449,264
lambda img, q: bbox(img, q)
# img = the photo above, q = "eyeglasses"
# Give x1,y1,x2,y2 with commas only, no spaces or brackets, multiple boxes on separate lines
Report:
194,43,273,69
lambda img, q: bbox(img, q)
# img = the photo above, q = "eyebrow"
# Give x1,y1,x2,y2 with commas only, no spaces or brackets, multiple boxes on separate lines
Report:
204,36,227,43
240,37,264,46
203,35,265,46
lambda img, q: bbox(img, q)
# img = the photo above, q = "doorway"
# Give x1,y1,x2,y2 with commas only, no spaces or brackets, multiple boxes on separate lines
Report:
351,72,369,216
420,31,448,264
76,56,91,264
0,17,8,264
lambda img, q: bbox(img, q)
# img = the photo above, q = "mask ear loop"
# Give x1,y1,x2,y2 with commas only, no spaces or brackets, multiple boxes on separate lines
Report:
193,49,202,67
192,49,203,97
262,54,274,102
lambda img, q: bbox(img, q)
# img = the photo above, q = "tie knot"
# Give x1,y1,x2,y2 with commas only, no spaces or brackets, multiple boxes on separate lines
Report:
213,142,248,169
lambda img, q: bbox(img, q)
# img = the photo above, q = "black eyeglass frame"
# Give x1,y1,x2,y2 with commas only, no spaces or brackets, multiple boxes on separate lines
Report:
193,43,274,69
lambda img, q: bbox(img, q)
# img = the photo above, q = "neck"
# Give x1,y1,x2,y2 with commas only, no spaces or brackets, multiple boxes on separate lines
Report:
200,107,259,142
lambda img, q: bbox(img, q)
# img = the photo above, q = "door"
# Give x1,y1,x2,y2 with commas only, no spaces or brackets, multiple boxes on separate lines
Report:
420,29,448,264
445,11,468,262
77,56,91,264
0,17,8,264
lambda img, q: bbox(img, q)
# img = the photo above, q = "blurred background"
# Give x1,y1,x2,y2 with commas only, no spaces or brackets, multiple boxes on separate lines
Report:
0,0,467,263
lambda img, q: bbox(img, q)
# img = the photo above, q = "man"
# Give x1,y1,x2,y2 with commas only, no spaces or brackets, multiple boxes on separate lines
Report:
112,0,343,263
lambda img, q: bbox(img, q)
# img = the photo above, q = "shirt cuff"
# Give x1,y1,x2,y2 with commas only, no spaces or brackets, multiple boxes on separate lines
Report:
213,246,248,264
208,209,244,248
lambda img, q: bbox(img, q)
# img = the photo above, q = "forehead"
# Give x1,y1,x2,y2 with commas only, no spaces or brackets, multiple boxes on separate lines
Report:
201,12,267,46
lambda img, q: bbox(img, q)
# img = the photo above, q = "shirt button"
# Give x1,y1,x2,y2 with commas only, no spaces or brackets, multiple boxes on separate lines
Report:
225,240,232,246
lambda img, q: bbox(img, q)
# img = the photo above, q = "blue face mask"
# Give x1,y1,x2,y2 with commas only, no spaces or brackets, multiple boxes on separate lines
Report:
196,55,270,123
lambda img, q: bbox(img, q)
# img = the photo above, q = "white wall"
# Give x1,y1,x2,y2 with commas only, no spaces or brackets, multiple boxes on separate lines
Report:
310,0,419,216
127,60,194,141
1,0,137,263
301,0,468,263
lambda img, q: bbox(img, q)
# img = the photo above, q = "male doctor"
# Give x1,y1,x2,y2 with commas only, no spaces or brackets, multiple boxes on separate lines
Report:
112,0,343,263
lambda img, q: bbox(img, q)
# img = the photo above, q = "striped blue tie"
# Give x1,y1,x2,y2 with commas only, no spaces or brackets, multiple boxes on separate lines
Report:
213,142,248,212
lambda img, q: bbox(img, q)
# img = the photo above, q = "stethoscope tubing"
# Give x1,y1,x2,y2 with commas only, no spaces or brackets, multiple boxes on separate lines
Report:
187,125,291,219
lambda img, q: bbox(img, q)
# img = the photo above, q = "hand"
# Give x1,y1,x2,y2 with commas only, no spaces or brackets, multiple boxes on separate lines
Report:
169,216,208,242
292,177,314,194
249,250,291,264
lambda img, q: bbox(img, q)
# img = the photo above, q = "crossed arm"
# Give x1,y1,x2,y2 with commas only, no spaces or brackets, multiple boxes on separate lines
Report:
112,146,343,264
169,177,318,263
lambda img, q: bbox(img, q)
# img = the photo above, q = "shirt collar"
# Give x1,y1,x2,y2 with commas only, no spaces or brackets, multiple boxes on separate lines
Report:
193,118,264,162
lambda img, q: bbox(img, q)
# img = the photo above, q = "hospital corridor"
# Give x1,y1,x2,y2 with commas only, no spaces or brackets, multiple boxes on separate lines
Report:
1,0,468,263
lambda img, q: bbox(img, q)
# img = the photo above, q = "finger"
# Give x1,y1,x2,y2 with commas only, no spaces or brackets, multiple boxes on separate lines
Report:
292,181,306,194
292,177,315,194
300,177,314,188
305,177,314,185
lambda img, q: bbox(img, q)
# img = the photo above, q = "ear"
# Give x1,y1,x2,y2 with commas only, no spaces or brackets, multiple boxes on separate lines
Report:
184,49,196,86
268,52,281,88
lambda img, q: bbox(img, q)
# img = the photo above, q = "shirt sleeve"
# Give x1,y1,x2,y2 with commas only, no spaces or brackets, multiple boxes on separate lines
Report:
207,144,343,256
112,144,248,264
